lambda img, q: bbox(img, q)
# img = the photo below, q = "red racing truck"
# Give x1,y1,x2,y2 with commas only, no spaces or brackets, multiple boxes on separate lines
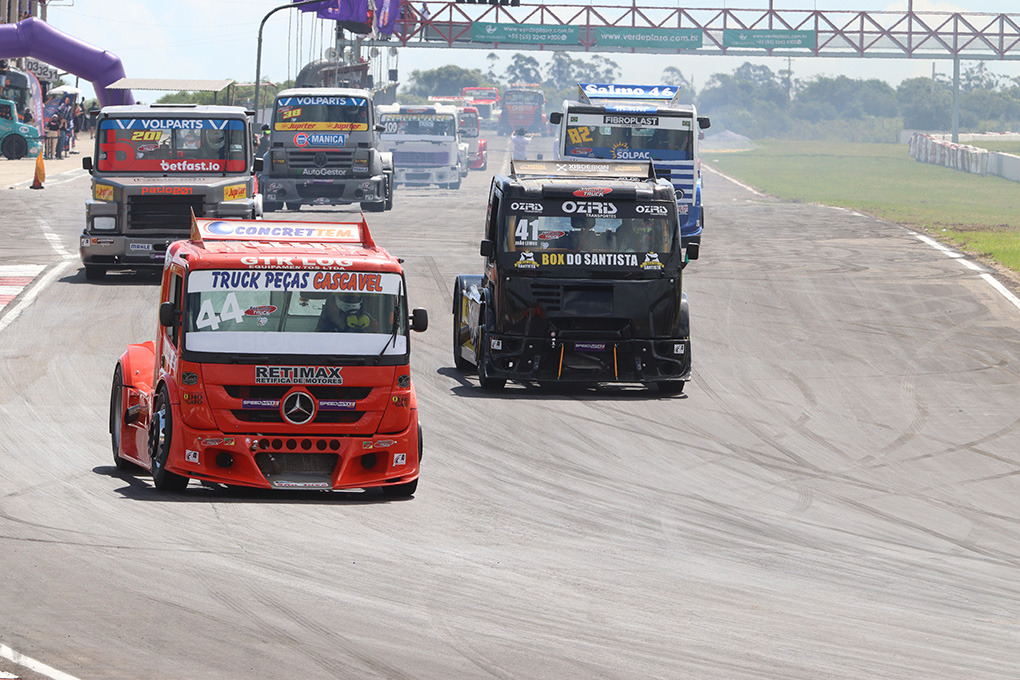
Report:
109,216,429,495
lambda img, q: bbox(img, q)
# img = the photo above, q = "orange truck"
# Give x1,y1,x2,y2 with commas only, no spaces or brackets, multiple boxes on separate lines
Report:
109,216,429,496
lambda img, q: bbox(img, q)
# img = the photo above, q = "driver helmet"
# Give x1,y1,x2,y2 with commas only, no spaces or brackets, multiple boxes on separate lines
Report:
633,216,655,234
205,130,225,147
335,295,362,313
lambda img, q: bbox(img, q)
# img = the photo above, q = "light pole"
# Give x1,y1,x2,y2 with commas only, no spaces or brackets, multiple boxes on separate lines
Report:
254,0,326,125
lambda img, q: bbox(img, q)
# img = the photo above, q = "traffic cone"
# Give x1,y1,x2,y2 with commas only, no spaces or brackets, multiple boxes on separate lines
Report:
30,152,45,190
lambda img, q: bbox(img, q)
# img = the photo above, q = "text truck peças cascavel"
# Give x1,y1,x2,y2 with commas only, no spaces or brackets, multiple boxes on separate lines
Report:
81,104,262,280
453,159,691,393
110,216,429,496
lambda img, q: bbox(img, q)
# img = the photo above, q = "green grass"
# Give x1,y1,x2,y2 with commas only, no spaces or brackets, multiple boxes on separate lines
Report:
965,140,1020,155
704,141,1020,274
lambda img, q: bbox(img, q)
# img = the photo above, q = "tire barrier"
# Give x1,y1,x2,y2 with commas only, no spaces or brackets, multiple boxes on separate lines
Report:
909,133,989,175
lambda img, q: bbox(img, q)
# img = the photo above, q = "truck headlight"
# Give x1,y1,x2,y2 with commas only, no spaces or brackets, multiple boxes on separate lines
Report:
92,217,116,231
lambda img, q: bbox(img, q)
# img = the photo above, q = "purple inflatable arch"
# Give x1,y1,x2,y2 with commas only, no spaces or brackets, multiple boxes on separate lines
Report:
0,18,134,107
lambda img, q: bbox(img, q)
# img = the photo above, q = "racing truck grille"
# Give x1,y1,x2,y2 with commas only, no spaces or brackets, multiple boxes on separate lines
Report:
127,196,206,233
223,385,372,400
232,409,364,424
254,451,339,477
393,150,450,167
224,384,370,424
286,149,355,168
530,283,562,312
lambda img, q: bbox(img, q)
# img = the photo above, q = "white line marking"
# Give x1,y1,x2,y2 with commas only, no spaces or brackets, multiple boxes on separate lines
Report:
38,220,72,259
0,260,74,334
703,164,763,196
0,264,46,277
910,232,1020,312
0,644,83,680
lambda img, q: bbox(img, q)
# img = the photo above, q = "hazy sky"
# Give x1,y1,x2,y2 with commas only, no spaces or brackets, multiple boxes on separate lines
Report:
39,0,1020,102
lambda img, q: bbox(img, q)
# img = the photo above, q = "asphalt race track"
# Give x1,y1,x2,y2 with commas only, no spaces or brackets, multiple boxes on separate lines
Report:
1,135,1019,680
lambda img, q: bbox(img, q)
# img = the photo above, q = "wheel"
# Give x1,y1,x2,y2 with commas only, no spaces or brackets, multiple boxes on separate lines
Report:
452,279,473,372
481,157,487,171
385,175,394,210
110,366,138,471
1,134,28,160
446,175,461,190
476,330,505,390
285,202,300,211
382,424,422,498
84,264,107,280
148,388,189,492
656,381,685,395
360,200,385,212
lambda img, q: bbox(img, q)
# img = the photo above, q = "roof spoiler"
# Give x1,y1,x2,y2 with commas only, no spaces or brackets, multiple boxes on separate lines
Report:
189,209,376,248
577,83,682,107
510,158,656,180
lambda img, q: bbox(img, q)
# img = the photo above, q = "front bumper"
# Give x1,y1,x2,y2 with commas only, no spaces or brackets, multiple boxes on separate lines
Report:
262,174,384,205
481,335,690,384
166,416,420,491
394,167,458,186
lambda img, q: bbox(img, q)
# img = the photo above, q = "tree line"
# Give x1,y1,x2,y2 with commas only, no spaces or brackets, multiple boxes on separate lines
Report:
402,55,1020,142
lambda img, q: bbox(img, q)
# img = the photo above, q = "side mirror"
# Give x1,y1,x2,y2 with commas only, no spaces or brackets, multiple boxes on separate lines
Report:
374,123,385,133
548,112,562,125
686,242,700,261
158,301,177,327
82,156,93,171
479,239,494,258
411,308,429,332
253,157,264,172
698,116,711,130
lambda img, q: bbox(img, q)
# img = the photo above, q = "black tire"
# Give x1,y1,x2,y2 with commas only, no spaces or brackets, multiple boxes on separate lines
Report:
481,157,487,171
360,200,385,212
446,175,461,190
1,134,28,160
84,264,107,280
382,424,422,498
656,381,686,395
477,330,505,391
452,279,473,372
148,388,189,492
385,175,394,210
110,366,137,471
285,202,300,211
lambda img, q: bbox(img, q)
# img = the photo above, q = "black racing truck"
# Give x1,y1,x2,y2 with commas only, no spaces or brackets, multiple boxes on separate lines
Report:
80,104,261,280
453,159,690,393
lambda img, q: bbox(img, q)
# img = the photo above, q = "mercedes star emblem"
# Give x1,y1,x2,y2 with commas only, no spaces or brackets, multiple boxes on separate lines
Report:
281,390,316,425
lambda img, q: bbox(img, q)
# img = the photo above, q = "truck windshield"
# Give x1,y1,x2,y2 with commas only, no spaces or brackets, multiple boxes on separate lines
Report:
564,120,693,161
183,270,407,356
505,214,675,254
380,113,456,137
459,111,479,136
504,90,543,105
96,118,248,173
273,95,369,131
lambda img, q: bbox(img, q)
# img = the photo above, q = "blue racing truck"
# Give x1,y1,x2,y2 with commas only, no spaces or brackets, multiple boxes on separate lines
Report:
549,84,709,259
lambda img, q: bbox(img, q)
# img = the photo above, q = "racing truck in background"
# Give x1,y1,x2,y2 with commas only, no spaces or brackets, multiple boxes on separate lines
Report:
458,105,487,170
80,104,260,280
461,86,500,120
109,215,429,495
549,84,710,259
260,87,393,213
377,103,469,189
453,159,691,393
498,85,547,136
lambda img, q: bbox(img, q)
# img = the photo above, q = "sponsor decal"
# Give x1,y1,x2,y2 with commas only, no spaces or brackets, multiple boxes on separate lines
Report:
603,115,660,126
244,305,278,316
579,83,678,100
490,338,503,350
294,132,348,147
223,184,247,201
110,118,236,130
242,399,280,409
391,396,409,407
397,374,411,388
275,122,368,132
158,159,226,172
94,183,114,201
255,365,343,385
611,144,652,160
363,441,375,449
311,272,384,292
509,201,542,213
538,230,566,240
514,252,538,269
562,200,618,216
640,253,664,270
636,204,669,215
574,342,606,352
674,343,686,355
376,439,397,448
392,453,407,467
200,438,236,446
183,392,203,405
277,96,367,107
198,221,362,244
555,162,610,173
301,167,347,176
182,372,199,385
573,187,612,197
185,449,200,463
282,108,302,120
540,252,640,267
137,143,160,152
274,480,332,489
140,186,195,195
129,243,153,252
568,147,592,156
86,237,116,246
320,400,357,411
569,115,579,123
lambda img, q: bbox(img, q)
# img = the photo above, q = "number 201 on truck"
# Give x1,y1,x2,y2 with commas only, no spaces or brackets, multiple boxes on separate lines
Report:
109,216,429,496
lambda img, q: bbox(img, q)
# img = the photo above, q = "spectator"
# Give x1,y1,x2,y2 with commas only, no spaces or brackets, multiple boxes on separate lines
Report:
56,115,67,159
418,3,429,41
511,128,532,161
45,115,60,159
